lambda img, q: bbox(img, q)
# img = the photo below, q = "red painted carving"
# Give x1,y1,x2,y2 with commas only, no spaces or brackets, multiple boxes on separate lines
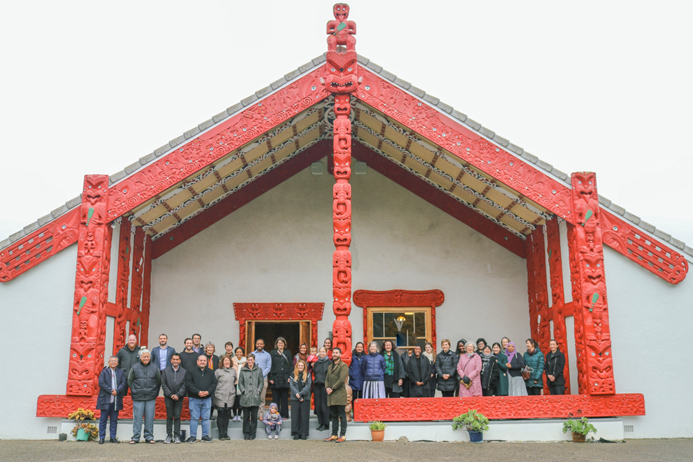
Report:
353,289,445,346
107,70,329,222
570,172,615,395
140,234,153,348
67,175,112,396
152,140,331,258
326,3,356,53
129,227,145,341
546,219,571,394
113,219,131,355
351,143,526,257
0,208,80,283
324,5,359,366
37,395,191,421
233,303,325,351
600,210,688,284
352,394,645,422
567,222,588,394
525,227,551,358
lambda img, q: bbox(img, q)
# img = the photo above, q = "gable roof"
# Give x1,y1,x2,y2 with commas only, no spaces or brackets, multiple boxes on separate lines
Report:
1,53,690,284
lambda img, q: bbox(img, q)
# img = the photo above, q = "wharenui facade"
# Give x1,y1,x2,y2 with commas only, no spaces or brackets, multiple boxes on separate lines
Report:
1,4,691,440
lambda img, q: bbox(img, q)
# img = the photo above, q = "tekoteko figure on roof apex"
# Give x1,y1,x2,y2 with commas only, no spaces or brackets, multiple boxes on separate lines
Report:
327,3,356,53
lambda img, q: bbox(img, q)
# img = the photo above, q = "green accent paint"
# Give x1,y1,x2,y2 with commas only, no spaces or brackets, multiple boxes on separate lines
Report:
591,293,599,305
136,318,141,328
337,22,346,31
77,296,87,315
126,246,129,254
86,207,94,226
581,209,593,226
548,249,552,259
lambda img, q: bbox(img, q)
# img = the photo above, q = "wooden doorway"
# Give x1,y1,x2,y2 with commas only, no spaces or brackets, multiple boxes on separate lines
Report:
245,321,311,356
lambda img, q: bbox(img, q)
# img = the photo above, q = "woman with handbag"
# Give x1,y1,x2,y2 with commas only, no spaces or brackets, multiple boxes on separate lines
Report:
506,342,528,396
523,338,545,395
457,341,482,397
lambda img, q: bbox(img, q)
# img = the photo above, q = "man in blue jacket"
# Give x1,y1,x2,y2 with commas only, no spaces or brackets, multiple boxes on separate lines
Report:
252,338,272,420
97,356,127,444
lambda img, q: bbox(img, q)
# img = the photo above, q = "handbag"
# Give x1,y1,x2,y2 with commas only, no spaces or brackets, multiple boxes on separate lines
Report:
459,357,474,389
521,366,533,381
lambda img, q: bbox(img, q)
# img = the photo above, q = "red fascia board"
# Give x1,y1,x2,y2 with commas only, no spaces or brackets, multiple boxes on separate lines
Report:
151,139,331,258
351,142,526,258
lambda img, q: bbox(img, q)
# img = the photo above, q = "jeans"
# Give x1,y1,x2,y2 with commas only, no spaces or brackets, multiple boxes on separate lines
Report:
189,397,212,439
329,405,346,437
243,406,259,439
98,402,119,440
264,423,282,435
132,399,156,442
165,396,183,438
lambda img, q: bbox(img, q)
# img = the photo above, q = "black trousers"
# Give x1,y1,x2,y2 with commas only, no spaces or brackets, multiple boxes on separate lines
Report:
232,395,242,416
441,390,455,397
217,406,231,438
352,389,362,401
242,406,259,439
291,397,311,438
384,386,400,398
313,384,329,426
526,386,542,395
482,388,495,397
549,384,565,395
329,405,346,437
164,397,183,438
272,387,289,418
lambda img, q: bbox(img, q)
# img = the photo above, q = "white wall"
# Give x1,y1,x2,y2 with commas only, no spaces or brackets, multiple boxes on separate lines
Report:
150,158,530,356
606,246,693,438
0,245,77,439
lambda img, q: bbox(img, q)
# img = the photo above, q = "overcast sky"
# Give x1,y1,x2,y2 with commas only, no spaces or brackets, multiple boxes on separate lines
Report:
1,0,691,254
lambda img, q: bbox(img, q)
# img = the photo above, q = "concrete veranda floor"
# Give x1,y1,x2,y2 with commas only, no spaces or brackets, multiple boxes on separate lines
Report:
0,438,692,462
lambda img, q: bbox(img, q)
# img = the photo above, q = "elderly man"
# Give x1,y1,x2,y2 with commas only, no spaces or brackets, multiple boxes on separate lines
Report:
185,355,217,443
97,356,127,444
127,349,161,444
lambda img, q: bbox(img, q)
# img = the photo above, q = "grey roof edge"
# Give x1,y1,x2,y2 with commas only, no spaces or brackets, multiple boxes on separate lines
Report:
355,53,693,261
1,54,692,264
0,55,329,253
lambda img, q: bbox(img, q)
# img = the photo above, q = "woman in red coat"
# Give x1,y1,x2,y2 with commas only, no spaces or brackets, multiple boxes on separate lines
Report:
457,341,482,397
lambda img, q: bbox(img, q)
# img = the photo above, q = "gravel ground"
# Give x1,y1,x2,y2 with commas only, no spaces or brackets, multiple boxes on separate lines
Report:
0,438,692,462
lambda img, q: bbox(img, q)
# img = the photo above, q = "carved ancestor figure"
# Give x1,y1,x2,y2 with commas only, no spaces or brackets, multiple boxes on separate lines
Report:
326,3,356,52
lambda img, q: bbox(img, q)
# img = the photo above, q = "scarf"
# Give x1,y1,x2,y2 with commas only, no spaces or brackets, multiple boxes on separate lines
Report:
297,352,307,363
352,349,364,359
506,342,517,364
422,351,434,364
383,352,395,376
480,352,492,372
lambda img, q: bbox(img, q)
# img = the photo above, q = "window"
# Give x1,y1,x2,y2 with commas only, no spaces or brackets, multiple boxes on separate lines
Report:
367,307,432,350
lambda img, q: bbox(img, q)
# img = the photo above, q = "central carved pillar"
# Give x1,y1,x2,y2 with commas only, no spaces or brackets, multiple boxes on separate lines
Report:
324,3,358,364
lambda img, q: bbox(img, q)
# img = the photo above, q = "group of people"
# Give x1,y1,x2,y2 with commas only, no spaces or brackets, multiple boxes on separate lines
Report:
347,337,566,400
96,332,566,444
97,333,350,444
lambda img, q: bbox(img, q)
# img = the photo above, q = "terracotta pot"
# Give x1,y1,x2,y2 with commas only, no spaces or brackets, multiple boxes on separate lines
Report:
572,432,586,443
371,429,385,442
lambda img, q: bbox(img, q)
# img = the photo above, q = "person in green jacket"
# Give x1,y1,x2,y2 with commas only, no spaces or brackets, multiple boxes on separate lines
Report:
523,338,545,395
492,342,509,396
323,347,349,443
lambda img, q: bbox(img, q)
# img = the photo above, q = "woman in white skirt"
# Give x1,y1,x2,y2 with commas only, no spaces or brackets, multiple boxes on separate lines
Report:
360,341,386,398
505,342,528,396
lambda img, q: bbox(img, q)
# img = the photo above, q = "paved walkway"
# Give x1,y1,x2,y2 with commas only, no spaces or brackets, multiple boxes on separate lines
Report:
0,438,691,462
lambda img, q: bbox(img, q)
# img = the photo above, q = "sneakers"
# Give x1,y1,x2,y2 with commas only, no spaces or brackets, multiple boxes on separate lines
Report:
323,435,338,442
268,435,273,439
274,435,279,439
316,425,328,431
201,436,213,443
186,437,196,443
234,415,241,422
336,436,346,443
164,436,172,444
174,436,181,444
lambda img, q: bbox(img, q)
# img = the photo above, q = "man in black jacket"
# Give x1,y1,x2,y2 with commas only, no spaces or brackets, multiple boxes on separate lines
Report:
185,355,217,443
545,339,566,395
162,353,187,444
127,350,161,444
117,334,141,385
180,338,200,373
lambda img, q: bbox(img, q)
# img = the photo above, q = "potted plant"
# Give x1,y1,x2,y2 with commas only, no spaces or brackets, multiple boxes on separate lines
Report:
562,416,597,442
68,408,98,442
369,421,387,442
452,409,489,443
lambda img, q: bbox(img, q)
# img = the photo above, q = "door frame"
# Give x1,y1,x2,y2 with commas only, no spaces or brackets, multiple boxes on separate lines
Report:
244,319,312,355
233,303,325,354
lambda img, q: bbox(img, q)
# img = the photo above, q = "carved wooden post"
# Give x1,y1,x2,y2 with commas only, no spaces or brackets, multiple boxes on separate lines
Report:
129,226,145,342
113,219,131,354
569,172,615,394
324,3,358,365
526,227,551,354
67,175,112,396
140,234,153,348
546,218,571,394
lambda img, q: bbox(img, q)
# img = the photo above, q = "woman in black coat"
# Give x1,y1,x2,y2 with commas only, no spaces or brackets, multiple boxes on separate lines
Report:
435,339,457,397
268,337,292,418
406,345,432,398
479,345,498,396
544,339,566,395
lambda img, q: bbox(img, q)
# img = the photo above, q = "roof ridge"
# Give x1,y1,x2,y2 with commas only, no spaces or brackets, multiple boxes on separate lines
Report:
354,53,693,260
0,54,328,252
